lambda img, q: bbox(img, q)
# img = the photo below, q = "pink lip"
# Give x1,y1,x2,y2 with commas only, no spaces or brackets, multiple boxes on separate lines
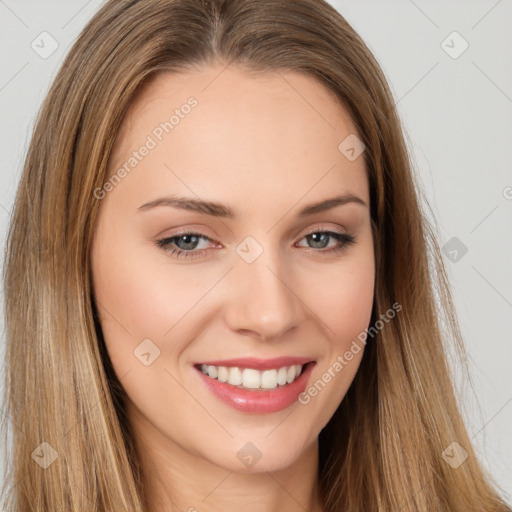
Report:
195,356,313,371
194,360,316,414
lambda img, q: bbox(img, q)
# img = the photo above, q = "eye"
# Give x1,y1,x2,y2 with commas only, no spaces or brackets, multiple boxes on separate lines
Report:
156,227,356,260
296,228,356,254
156,232,215,259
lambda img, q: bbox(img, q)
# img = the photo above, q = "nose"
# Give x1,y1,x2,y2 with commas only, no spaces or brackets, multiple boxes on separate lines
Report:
223,246,304,341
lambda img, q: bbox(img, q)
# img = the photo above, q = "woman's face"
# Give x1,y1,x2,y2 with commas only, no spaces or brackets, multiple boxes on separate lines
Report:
91,65,375,473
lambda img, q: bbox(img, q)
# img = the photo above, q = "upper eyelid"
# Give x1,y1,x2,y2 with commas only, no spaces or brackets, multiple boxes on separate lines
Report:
163,225,351,247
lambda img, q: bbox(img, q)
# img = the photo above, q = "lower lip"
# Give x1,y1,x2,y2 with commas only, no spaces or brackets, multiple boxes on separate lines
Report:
195,362,316,414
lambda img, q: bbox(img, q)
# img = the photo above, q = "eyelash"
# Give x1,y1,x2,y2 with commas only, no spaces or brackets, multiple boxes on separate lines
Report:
156,227,356,260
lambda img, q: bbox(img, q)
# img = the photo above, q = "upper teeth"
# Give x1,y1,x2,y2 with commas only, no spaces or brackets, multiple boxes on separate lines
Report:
201,364,303,390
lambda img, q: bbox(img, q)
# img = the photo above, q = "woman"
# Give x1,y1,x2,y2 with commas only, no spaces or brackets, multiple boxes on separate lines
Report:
1,0,510,510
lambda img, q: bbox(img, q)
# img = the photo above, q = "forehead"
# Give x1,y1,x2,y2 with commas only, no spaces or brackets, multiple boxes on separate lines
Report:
107,65,369,210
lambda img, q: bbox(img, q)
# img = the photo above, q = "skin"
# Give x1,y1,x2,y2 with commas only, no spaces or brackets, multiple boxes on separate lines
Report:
91,64,375,512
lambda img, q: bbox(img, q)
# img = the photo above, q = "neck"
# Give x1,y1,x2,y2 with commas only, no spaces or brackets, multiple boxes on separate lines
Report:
128,406,323,512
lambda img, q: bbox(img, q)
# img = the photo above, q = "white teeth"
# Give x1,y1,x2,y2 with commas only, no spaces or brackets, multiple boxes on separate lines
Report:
261,369,278,389
227,367,242,386
199,363,305,390
277,367,288,385
217,366,229,382
242,368,260,389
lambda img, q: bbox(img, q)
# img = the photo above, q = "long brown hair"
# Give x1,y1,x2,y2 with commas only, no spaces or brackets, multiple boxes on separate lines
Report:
1,0,510,510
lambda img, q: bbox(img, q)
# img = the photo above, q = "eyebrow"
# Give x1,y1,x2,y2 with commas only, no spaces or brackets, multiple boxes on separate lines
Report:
137,193,368,218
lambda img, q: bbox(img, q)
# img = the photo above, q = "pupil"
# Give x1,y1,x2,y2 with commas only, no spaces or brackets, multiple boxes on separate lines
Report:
178,234,198,250
310,233,328,249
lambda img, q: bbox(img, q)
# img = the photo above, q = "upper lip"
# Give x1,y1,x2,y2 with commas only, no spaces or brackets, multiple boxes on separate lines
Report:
195,356,315,371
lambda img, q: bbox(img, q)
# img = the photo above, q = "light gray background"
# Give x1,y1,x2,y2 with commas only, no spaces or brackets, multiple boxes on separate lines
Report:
0,0,511,502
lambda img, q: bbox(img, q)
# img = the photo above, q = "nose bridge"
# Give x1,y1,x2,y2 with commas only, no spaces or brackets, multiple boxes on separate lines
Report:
224,237,303,339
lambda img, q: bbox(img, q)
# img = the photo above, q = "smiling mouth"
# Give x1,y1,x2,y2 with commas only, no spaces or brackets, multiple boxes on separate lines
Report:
194,361,315,391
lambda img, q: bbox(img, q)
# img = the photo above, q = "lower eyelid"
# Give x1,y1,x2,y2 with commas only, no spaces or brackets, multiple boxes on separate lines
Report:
157,230,355,257
156,233,211,251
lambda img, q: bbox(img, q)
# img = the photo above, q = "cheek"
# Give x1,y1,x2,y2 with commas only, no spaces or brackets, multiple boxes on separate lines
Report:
310,249,375,348
332,266,375,345
302,246,374,410
298,262,374,430
91,230,227,377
